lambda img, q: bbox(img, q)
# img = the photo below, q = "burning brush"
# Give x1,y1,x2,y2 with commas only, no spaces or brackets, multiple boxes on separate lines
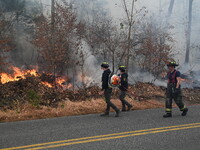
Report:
0,66,72,89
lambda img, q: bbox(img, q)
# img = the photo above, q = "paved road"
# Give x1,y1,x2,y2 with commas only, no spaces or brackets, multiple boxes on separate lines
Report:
0,106,200,150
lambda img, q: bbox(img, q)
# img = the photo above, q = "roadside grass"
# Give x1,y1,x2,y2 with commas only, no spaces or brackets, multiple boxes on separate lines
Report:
0,98,165,122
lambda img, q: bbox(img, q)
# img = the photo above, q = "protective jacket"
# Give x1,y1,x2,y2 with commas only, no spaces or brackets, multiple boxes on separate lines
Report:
102,69,111,90
118,73,128,91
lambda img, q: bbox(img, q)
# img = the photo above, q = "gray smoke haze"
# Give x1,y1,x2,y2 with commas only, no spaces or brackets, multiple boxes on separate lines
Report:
4,0,199,88
82,0,200,87
71,0,200,87
39,0,200,65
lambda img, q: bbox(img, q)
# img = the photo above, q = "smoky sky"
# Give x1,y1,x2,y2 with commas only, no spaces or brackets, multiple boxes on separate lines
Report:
106,0,200,67
39,0,200,67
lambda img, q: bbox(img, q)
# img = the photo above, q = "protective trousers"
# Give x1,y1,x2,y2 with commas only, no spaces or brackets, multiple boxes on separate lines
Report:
119,91,132,109
104,88,119,113
166,83,186,113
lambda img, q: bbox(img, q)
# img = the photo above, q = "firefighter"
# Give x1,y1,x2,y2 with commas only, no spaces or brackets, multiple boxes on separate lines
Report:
163,61,188,118
100,62,120,117
118,66,133,112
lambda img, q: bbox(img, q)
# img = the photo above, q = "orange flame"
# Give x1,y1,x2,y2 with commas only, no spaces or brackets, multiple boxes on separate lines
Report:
0,66,72,89
41,82,53,88
57,78,65,86
0,67,37,84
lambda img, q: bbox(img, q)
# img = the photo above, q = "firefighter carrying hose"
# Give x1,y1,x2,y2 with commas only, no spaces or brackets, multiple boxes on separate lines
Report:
100,62,120,117
163,61,188,118
118,66,133,112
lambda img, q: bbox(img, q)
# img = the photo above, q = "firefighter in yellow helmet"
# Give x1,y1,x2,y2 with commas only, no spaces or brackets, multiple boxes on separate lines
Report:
100,62,120,117
118,66,133,111
163,61,188,118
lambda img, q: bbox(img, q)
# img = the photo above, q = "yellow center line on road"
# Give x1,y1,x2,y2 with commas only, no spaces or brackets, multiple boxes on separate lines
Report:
1,122,200,150
26,125,200,150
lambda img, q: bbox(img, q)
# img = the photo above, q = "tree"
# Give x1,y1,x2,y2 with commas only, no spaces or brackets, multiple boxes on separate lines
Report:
0,11,14,72
122,0,135,72
0,0,43,67
0,0,25,15
76,48,90,88
78,0,110,62
87,16,122,72
33,3,81,86
167,0,175,19
185,0,194,64
135,18,174,80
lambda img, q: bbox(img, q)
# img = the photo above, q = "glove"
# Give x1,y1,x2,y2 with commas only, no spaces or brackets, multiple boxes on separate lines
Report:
174,88,180,95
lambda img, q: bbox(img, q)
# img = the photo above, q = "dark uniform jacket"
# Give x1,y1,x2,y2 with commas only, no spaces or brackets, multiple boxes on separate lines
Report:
167,70,181,84
118,73,128,91
102,69,111,90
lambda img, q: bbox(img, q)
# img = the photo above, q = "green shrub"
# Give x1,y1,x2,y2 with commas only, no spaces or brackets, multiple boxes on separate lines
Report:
27,90,41,108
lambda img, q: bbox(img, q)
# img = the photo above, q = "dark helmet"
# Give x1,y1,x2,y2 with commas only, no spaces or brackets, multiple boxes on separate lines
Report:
101,62,109,68
167,61,179,67
119,66,126,72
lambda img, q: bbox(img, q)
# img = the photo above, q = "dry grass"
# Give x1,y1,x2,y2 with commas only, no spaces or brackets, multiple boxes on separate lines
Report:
0,98,165,122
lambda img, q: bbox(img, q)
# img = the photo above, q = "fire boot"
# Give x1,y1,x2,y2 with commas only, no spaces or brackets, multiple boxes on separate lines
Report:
163,113,172,118
115,110,120,117
121,108,126,112
181,108,188,116
100,112,109,117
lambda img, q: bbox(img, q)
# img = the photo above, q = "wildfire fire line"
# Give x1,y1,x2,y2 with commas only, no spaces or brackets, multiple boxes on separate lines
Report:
0,66,72,89
0,66,195,90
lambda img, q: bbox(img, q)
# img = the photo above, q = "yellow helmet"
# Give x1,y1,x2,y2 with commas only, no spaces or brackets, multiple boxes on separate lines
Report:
167,61,179,67
101,62,109,68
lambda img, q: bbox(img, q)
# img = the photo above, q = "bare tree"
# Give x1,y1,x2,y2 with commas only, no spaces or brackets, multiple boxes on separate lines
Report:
185,0,194,64
122,0,135,72
167,0,175,19
76,49,90,88
51,0,56,85
0,10,14,72
135,18,174,80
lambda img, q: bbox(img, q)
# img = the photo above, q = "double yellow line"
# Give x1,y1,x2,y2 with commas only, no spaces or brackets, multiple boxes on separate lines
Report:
2,122,200,150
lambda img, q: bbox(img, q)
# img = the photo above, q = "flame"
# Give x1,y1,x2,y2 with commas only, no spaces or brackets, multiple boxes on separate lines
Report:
41,82,53,88
0,67,37,84
0,66,72,89
57,78,65,86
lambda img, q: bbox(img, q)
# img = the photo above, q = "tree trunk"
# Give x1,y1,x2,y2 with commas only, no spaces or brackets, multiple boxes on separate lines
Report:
81,65,85,88
167,0,175,19
72,65,75,94
125,22,132,73
112,51,115,73
185,0,193,64
123,0,135,73
51,0,56,87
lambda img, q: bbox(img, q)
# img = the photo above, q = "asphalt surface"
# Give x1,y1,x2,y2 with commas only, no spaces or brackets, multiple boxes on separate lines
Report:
0,105,200,150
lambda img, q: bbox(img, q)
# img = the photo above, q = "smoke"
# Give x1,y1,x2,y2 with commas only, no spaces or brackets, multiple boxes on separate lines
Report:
3,0,200,89
11,31,37,67
80,42,169,87
178,63,200,88
6,0,42,67
113,0,200,88
128,71,167,87
77,40,102,87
